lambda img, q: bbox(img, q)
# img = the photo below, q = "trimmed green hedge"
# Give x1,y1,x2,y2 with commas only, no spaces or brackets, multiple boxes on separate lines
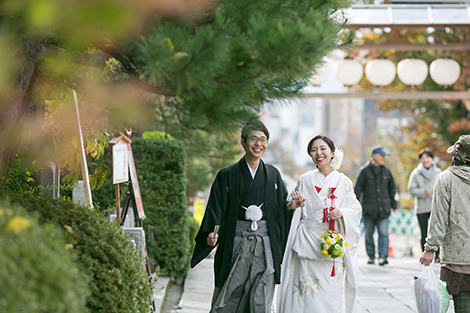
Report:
132,137,193,282
0,200,89,313
3,191,152,313
93,137,195,282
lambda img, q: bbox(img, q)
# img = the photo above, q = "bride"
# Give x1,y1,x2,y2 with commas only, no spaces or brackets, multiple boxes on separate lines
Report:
277,135,362,313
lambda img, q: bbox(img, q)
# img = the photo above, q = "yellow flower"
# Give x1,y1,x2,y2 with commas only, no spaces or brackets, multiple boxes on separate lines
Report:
7,216,31,234
65,243,74,250
339,253,344,257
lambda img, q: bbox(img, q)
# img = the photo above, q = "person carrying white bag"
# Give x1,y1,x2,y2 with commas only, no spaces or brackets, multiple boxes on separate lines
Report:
419,135,470,313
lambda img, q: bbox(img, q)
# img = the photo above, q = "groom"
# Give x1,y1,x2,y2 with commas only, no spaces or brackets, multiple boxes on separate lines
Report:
191,120,303,312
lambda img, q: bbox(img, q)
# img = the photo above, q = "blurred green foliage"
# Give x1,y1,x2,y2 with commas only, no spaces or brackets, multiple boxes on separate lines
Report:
0,199,90,313
3,191,152,313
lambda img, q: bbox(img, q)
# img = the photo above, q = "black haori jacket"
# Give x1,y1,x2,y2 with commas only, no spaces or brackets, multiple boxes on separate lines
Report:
191,158,292,287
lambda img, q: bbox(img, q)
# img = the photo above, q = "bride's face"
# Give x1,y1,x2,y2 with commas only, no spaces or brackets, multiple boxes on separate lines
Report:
309,139,334,168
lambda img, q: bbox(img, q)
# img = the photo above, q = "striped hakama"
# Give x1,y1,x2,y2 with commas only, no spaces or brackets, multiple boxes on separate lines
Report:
211,221,275,313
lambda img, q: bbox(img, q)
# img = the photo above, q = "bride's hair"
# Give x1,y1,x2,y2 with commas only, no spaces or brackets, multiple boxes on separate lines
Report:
307,135,335,156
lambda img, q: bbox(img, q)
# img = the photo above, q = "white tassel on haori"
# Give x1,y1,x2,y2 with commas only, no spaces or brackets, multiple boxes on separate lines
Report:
242,204,264,231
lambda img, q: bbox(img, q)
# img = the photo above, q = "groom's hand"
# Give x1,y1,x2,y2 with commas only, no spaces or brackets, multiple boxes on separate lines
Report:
207,232,218,246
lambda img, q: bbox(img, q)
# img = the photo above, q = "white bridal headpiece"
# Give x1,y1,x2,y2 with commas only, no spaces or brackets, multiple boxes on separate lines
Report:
330,148,344,171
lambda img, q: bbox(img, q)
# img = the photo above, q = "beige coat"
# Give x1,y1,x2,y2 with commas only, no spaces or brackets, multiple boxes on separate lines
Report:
424,166,470,265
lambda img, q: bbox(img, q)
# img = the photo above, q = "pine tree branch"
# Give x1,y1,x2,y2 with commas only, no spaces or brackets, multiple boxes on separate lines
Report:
214,71,264,86
98,43,176,96
128,75,174,96
177,114,210,132
45,45,111,70
96,43,136,74
177,40,213,72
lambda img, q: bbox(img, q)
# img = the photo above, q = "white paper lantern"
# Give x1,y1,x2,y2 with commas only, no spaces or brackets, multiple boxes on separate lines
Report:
309,63,330,86
365,59,396,86
335,59,363,86
430,58,461,86
397,58,428,85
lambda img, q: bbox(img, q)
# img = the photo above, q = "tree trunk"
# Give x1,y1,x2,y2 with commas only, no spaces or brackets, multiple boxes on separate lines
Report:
0,38,46,188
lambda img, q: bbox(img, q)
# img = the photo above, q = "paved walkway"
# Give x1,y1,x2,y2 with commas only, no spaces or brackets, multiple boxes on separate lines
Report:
179,257,451,313
178,233,455,313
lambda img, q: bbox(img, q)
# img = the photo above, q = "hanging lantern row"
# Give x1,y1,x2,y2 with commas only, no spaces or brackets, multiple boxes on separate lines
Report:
310,58,461,87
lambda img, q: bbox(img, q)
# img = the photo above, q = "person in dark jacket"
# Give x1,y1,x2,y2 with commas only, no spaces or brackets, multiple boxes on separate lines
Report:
354,146,397,266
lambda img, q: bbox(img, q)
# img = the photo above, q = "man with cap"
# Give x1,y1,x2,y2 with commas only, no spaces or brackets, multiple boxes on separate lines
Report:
354,146,397,266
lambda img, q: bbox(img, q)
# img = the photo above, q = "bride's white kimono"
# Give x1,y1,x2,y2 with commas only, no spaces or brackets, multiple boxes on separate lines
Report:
277,169,362,313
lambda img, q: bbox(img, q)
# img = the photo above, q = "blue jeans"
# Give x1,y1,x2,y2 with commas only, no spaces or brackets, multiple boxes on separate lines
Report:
363,216,389,258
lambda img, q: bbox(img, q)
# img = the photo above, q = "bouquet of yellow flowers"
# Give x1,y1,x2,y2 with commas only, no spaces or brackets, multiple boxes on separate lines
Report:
320,230,348,258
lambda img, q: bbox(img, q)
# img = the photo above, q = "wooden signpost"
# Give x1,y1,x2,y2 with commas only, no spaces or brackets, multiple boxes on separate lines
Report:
110,132,131,224
110,132,146,224
126,143,146,220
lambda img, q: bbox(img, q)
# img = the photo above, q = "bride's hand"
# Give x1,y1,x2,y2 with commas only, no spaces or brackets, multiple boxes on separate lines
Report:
328,209,343,219
288,191,305,210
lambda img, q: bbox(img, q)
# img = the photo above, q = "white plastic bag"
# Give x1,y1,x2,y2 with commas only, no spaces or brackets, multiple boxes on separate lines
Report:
411,266,450,313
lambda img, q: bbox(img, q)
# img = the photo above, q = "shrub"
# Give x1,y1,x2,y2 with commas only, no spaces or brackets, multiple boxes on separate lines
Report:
92,137,195,282
0,150,41,194
0,199,89,313
3,191,152,313
132,137,192,282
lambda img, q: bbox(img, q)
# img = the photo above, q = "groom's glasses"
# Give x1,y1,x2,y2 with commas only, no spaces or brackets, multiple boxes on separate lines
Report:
248,136,268,144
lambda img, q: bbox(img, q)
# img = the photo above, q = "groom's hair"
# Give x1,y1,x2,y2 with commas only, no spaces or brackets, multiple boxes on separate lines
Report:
241,120,270,141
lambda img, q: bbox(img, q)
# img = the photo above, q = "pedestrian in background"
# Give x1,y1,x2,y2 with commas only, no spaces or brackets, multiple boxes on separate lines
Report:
408,148,442,262
354,146,397,266
420,135,470,313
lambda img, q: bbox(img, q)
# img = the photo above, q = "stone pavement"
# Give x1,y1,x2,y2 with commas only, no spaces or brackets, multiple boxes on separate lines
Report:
177,233,455,313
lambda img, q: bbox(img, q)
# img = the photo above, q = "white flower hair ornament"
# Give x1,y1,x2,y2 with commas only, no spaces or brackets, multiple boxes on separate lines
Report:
242,204,264,231
330,148,344,171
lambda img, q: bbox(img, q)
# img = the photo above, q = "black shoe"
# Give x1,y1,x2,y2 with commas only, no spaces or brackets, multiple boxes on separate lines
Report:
379,257,388,266
367,257,375,264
